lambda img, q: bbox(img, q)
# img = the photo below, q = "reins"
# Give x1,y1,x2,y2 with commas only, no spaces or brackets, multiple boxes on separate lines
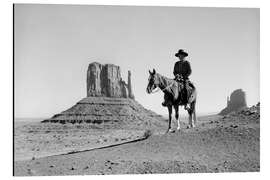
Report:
151,82,175,94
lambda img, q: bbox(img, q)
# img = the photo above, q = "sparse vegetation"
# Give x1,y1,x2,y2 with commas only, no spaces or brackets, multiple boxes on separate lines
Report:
143,129,152,139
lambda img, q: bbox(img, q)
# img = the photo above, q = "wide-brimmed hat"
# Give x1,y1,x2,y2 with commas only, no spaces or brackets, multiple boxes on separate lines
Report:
175,49,188,57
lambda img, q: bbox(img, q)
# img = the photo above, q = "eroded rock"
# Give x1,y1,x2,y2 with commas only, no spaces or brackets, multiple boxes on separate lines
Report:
219,89,247,115
86,62,134,99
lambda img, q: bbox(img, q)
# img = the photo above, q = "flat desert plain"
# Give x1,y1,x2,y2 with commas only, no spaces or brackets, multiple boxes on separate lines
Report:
14,111,259,176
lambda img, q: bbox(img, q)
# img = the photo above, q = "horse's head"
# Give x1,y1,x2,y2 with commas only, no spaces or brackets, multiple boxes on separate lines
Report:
146,69,159,94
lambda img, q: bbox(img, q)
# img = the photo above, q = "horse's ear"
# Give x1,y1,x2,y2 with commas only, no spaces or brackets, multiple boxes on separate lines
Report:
149,70,152,74
153,69,156,74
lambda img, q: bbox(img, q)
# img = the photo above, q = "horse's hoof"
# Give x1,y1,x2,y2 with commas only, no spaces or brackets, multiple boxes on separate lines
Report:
165,129,174,133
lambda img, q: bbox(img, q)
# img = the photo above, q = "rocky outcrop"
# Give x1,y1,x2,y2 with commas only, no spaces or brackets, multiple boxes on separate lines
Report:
87,62,103,97
221,102,260,124
219,89,247,115
42,97,165,129
43,62,163,128
128,71,134,99
86,62,134,99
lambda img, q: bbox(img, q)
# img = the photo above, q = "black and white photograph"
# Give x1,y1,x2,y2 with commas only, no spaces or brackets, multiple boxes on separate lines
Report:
13,3,260,176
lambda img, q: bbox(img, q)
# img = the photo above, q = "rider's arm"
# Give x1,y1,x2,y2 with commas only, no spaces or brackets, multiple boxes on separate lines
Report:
186,61,192,77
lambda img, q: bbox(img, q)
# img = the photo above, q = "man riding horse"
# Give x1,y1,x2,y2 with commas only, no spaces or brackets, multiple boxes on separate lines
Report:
162,49,194,109
146,49,197,132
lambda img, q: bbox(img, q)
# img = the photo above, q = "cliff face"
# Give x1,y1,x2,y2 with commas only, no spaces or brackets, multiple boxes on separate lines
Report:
86,62,103,97
219,89,247,115
87,62,134,99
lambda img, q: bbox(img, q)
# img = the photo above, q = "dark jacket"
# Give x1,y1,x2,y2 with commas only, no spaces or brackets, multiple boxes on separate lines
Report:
173,60,192,79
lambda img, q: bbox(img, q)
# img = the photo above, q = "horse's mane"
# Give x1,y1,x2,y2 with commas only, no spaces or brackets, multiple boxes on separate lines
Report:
156,73,175,86
154,73,179,95
156,73,172,80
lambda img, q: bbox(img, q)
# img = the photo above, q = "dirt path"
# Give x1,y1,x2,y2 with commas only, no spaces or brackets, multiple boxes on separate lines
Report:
14,114,259,176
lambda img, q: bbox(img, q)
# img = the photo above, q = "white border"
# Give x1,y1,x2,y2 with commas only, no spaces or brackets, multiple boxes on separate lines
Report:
1,0,269,180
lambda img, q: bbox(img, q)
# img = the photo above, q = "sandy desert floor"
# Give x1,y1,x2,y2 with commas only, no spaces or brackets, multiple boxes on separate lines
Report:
14,111,259,176
14,122,151,161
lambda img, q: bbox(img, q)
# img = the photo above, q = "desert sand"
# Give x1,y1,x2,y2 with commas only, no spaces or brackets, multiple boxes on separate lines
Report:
14,106,259,176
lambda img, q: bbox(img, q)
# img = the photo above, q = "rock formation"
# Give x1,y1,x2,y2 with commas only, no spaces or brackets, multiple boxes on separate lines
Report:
221,102,260,124
87,62,103,97
219,89,247,115
86,62,134,99
43,62,164,128
42,97,164,127
128,71,134,99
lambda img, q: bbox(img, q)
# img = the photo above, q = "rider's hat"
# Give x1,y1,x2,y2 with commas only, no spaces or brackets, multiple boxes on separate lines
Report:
175,49,188,57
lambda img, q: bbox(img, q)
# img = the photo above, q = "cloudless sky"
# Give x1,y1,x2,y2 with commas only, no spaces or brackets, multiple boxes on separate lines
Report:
15,4,259,118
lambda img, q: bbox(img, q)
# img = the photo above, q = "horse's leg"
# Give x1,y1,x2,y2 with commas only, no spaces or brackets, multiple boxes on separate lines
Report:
188,110,193,128
166,105,173,133
188,102,196,128
193,101,197,126
174,105,180,131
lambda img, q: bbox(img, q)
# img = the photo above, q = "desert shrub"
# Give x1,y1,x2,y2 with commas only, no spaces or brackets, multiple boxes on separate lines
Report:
143,129,152,139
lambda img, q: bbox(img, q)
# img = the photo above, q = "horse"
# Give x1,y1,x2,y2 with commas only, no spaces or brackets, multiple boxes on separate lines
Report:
146,69,197,133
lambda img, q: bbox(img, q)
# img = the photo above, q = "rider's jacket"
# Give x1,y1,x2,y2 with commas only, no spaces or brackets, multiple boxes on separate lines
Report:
173,60,192,79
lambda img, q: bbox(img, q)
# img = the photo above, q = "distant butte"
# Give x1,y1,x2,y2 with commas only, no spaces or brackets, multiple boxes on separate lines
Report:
219,89,247,115
42,62,164,128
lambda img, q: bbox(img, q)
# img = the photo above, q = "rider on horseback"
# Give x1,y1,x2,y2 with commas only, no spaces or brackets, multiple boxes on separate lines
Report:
162,49,194,109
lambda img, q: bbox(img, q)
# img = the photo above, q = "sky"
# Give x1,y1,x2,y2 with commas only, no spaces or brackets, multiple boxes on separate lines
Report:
14,4,259,118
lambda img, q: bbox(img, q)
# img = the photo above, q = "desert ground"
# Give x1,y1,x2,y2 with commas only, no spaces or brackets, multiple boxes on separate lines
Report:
14,105,259,176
